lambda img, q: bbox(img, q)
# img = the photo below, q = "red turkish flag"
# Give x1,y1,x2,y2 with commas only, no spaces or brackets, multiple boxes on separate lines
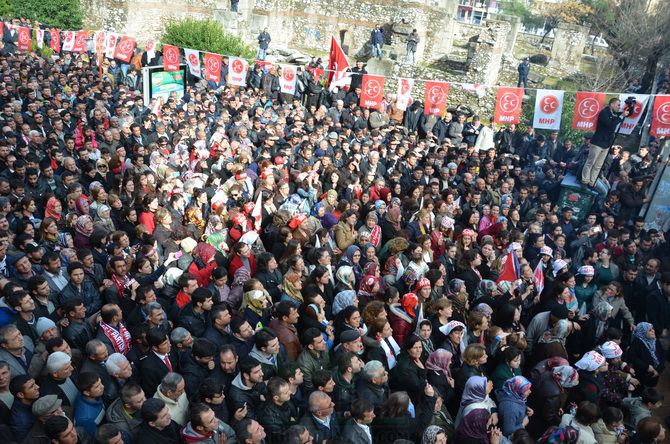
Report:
493,87,524,124
73,31,87,53
650,95,670,137
50,29,61,53
204,53,222,82
17,27,31,51
424,81,449,116
163,45,180,72
360,74,385,110
571,92,606,130
113,36,136,63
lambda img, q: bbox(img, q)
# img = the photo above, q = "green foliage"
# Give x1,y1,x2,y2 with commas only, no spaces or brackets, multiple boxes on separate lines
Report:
0,0,12,17
10,0,82,29
162,18,255,62
499,0,543,28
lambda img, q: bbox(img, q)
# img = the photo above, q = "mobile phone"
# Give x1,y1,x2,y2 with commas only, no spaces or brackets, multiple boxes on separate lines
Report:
174,251,183,259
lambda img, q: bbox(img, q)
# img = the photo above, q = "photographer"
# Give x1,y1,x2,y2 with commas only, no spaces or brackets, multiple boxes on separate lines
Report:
581,98,631,188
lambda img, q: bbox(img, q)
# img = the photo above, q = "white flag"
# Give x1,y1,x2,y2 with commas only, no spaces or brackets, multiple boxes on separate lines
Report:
396,78,414,111
533,89,564,130
104,33,119,59
618,93,650,135
36,29,44,49
279,64,298,94
62,31,75,52
184,48,202,78
228,57,248,86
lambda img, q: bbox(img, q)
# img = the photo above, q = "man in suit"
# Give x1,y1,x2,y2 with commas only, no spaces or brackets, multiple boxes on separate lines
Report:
341,399,375,444
140,327,177,397
299,391,339,443
80,339,115,405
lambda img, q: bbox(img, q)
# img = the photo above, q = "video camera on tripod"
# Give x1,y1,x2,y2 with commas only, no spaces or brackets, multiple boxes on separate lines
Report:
623,96,637,115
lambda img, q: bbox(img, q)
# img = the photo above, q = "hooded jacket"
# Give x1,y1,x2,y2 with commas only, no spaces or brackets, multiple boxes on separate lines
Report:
227,372,265,420
106,397,143,438
179,422,225,444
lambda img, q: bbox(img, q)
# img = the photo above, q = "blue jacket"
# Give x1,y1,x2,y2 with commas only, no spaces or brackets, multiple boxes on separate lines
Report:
496,388,528,437
10,400,36,442
74,395,105,437
370,29,384,46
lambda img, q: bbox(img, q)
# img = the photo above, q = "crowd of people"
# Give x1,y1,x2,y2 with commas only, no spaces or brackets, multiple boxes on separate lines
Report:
0,16,669,444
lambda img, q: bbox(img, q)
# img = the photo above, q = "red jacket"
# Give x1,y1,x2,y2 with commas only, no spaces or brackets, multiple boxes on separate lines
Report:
388,303,415,348
228,253,256,280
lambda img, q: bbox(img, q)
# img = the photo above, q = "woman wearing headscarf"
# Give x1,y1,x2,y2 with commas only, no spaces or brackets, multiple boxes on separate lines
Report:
73,215,94,248
382,237,408,286
335,265,355,294
357,274,381,307
531,319,571,368
45,196,63,225
241,288,271,330
580,301,613,355
421,425,448,444
455,376,497,429
447,278,469,323
628,322,665,387
280,271,303,308
426,349,456,409
527,365,579,437
93,204,115,232
381,206,402,246
573,349,608,405
358,212,383,251
75,195,91,216
332,290,357,317
454,408,503,444
227,266,251,310
188,242,218,287
575,265,598,310
338,245,363,287
496,376,532,438
388,292,418,348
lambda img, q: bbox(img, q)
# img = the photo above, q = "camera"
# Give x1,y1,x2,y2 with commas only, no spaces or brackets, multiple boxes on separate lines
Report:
624,96,637,113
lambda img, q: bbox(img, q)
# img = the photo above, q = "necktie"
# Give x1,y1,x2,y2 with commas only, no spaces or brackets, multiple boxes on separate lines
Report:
163,356,172,371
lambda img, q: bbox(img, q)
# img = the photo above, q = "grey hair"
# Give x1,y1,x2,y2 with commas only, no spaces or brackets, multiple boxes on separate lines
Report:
146,301,163,315
362,360,385,382
160,372,183,393
170,327,190,344
308,390,331,413
105,353,128,376
0,324,19,345
85,339,105,356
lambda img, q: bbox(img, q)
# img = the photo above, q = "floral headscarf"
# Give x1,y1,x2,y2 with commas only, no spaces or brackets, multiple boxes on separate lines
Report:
426,349,453,379
552,365,579,388
633,322,660,366
241,289,268,316
386,207,402,231
501,376,532,402
538,426,580,444
455,408,489,441
74,215,94,237
497,280,512,295
45,197,62,221
204,215,223,236
336,266,354,289
283,272,303,303
421,426,446,444
185,206,206,230
538,319,570,345
75,196,89,215
332,290,357,316
475,279,496,300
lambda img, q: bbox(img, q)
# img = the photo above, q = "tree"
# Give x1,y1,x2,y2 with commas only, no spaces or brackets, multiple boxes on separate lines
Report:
10,0,82,29
162,18,255,62
536,0,594,43
585,0,670,92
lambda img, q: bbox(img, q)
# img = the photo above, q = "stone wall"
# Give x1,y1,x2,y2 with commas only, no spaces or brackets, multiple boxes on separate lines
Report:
465,20,511,86
549,22,589,73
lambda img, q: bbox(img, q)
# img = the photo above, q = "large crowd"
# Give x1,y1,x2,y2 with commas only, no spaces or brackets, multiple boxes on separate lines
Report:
0,16,669,444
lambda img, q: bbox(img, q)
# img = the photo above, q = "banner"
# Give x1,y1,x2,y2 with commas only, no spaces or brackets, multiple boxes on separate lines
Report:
228,57,248,86
36,29,44,49
73,31,87,53
204,52,222,82
327,35,350,90
94,31,106,55
50,30,61,53
360,74,385,110
113,36,136,63
162,44,180,72
618,93,650,135
104,33,119,59
533,89,564,130
184,48,201,78
424,81,449,116
571,91,606,130
280,65,298,94
17,27,31,52
650,95,670,137
493,87,524,124
396,78,414,111
62,31,75,52
145,40,156,63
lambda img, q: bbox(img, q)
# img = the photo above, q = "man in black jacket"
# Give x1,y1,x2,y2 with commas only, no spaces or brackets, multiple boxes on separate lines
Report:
355,360,389,412
258,376,298,444
581,98,630,187
181,338,217,398
227,356,266,421
136,398,181,444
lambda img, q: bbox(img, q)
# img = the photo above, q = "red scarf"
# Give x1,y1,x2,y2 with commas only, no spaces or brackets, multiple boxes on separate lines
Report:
111,274,128,299
99,321,132,354
370,225,381,248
